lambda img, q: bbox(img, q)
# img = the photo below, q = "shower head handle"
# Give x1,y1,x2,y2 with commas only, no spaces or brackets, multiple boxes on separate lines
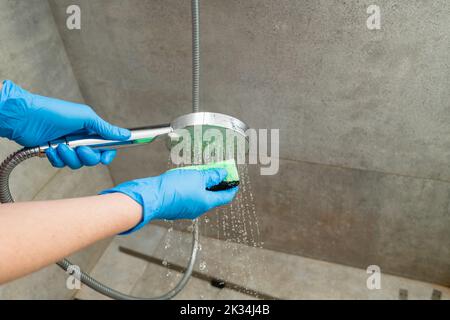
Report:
37,124,173,157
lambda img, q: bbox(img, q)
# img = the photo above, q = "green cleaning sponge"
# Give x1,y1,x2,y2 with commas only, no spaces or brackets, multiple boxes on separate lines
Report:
170,159,239,191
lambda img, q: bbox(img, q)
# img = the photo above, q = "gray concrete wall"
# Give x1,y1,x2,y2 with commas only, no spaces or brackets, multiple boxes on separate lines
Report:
48,0,450,285
0,0,114,299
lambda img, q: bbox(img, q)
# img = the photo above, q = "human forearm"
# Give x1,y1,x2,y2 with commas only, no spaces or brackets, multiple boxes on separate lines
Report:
0,193,141,284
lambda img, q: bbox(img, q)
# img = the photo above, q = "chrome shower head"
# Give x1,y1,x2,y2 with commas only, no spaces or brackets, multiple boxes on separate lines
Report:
37,112,249,161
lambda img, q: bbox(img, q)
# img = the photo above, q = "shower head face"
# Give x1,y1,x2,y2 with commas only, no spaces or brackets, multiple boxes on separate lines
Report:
171,112,248,136
167,112,249,164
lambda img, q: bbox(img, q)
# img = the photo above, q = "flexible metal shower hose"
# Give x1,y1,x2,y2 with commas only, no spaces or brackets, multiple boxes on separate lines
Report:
0,0,202,300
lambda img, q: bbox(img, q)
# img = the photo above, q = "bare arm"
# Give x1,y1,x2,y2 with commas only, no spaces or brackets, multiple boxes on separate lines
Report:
0,193,141,284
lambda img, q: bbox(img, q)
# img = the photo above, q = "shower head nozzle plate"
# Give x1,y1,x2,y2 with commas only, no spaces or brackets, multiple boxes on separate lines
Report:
170,112,249,137
167,112,250,161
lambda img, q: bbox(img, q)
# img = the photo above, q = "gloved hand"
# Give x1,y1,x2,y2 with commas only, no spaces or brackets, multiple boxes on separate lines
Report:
101,168,239,234
0,80,130,169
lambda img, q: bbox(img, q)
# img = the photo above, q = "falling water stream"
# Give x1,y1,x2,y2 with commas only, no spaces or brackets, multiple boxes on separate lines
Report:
156,155,266,297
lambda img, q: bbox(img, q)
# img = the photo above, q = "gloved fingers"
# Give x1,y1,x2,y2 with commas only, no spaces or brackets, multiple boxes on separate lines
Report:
203,168,228,189
45,147,66,168
207,186,239,208
76,146,102,166
85,114,131,141
75,147,117,166
100,149,117,165
57,144,82,170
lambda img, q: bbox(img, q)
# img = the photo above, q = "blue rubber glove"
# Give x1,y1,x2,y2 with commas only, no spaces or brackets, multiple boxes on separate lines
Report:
0,80,130,169
101,168,239,234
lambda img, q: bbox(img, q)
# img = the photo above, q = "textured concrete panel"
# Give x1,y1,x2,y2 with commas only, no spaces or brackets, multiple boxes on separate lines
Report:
97,225,450,300
245,160,450,285
75,239,149,300
49,0,450,180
